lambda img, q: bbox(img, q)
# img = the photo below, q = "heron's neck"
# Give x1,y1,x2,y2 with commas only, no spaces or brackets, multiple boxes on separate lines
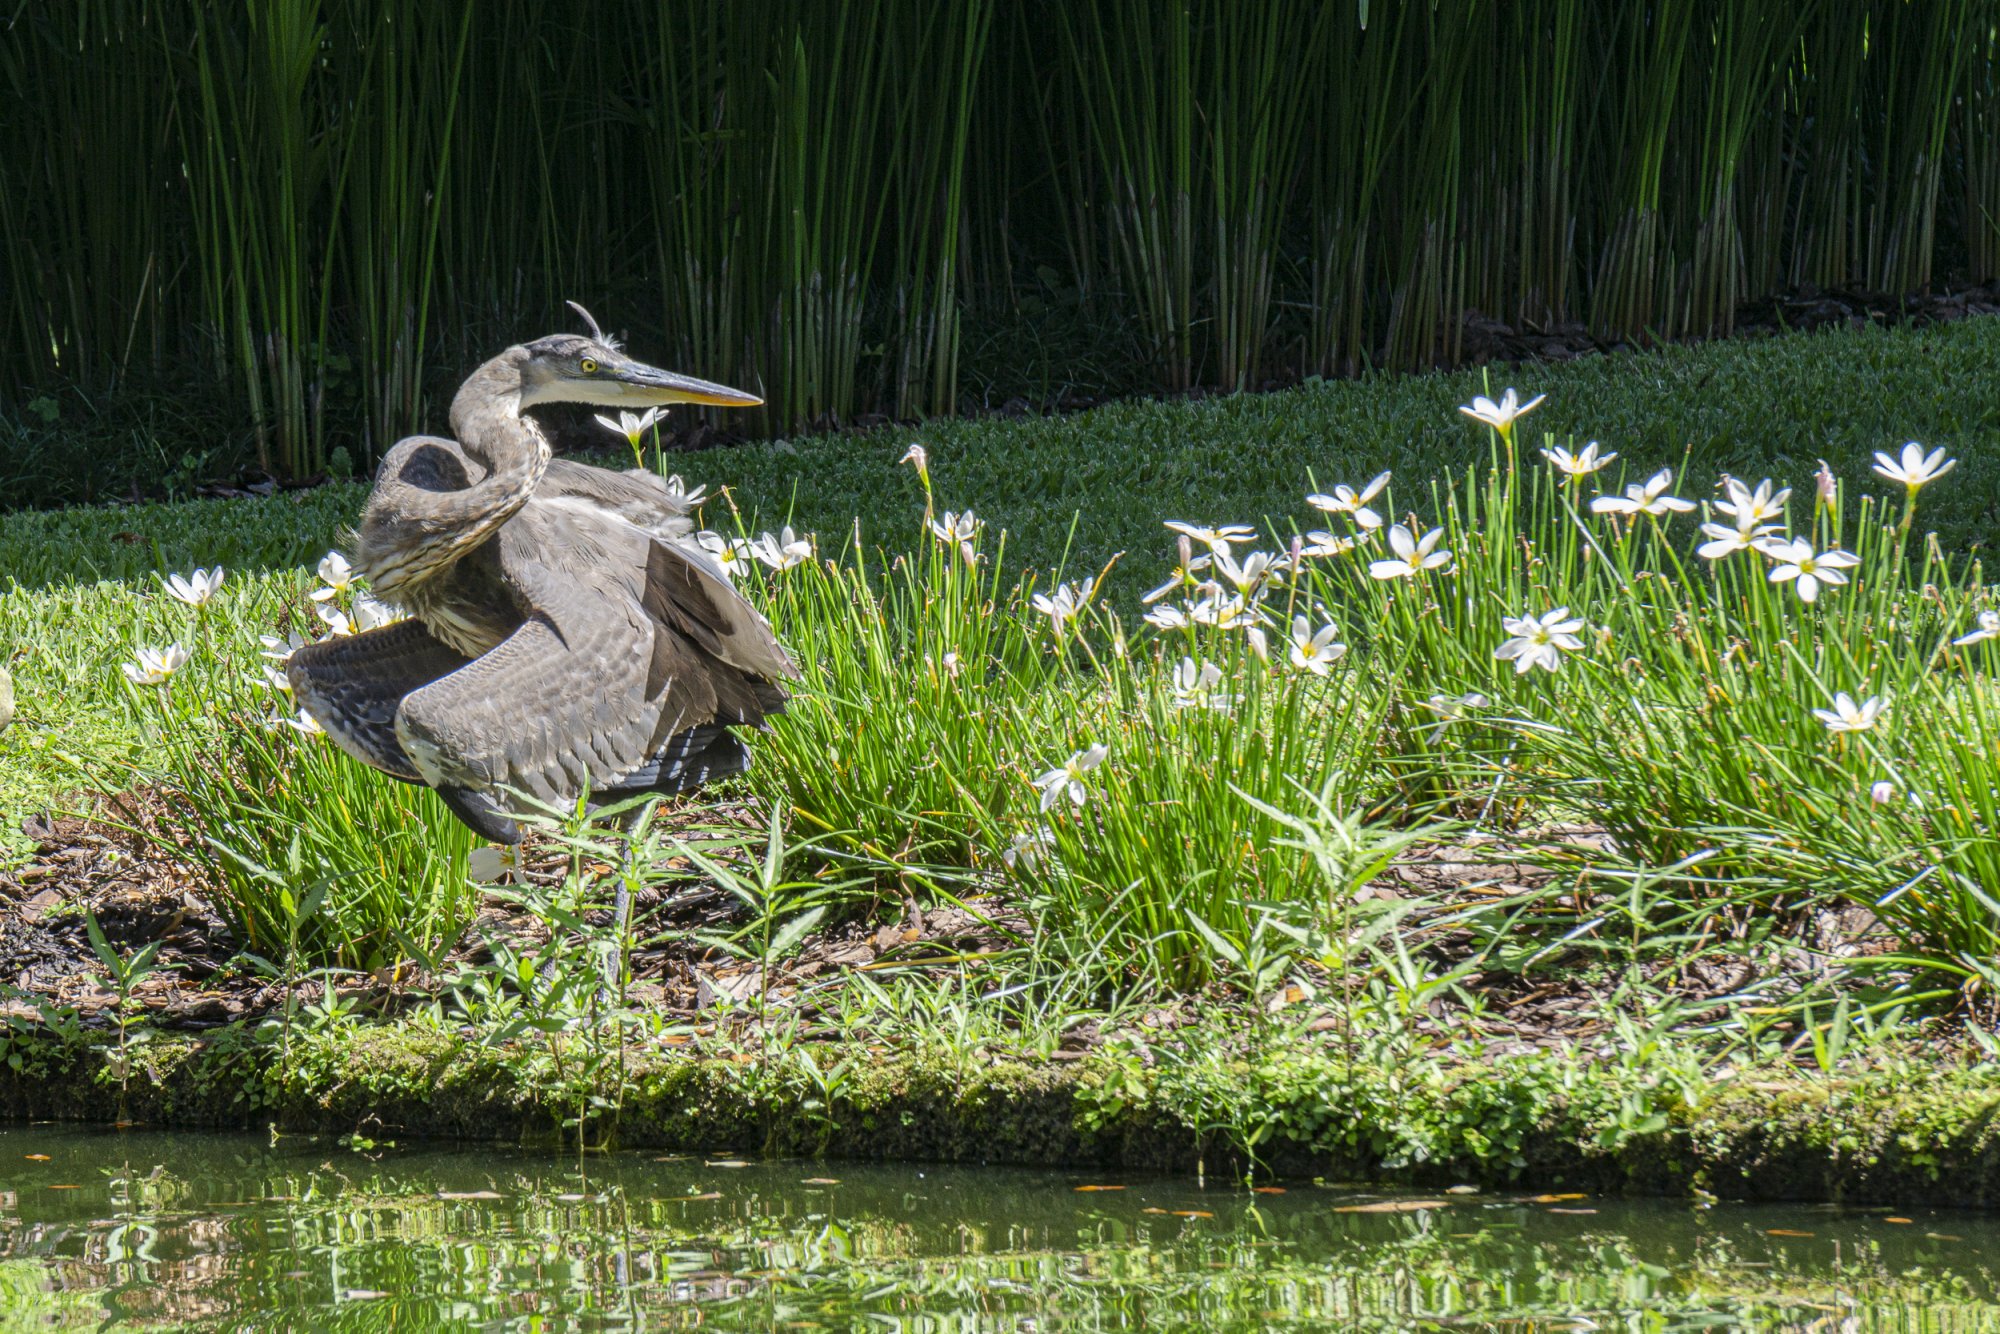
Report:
448,355,551,523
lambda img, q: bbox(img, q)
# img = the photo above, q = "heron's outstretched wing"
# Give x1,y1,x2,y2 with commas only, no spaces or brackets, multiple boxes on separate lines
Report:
389,503,788,808
286,620,471,781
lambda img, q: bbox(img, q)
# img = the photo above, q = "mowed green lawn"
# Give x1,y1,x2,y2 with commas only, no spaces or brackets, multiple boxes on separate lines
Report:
2,316,1996,858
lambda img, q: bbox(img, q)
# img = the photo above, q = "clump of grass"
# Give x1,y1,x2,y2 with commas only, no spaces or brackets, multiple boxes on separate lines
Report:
96,564,479,971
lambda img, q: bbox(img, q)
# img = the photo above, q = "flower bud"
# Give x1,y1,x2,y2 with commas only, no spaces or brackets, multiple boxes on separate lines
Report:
1870,780,1896,806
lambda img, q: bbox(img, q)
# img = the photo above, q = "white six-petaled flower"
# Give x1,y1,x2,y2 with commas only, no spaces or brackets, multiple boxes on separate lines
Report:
1144,603,1191,631
661,474,708,508
1699,478,1790,560
1170,657,1230,711
1031,580,1093,632
1287,616,1347,676
1420,691,1489,741
1872,441,1956,492
158,567,226,607
1590,469,1695,518
1367,525,1452,580
593,406,664,450
1813,692,1885,734
749,525,814,570
1715,477,1790,530
1212,548,1281,594
259,632,308,663
312,552,355,602
1953,610,2000,646
1757,537,1859,603
1305,471,1390,529
1540,441,1616,479
1033,743,1109,812
122,645,189,686
1299,529,1370,559
1459,388,1546,435
1164,521,1258,555
1493,607,1586,675
1001,826,1052,870
695,531,753,581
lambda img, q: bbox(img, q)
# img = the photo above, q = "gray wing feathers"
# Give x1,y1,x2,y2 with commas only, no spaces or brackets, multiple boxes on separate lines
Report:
541,458,695,540
393,527,782,804
286,621,471,781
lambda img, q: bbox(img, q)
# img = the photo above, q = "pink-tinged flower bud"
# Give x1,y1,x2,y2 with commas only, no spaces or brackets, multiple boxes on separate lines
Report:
1870,780,1896,805
1815,459,1837,511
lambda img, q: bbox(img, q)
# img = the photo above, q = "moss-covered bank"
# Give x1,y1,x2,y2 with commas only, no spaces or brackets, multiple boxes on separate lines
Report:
4,1021,1997,1208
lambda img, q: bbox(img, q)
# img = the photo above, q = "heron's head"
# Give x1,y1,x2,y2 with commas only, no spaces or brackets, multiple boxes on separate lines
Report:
514,303,762,411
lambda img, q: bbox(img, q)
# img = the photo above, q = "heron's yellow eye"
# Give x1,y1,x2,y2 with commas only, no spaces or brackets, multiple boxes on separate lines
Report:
580,358,598,374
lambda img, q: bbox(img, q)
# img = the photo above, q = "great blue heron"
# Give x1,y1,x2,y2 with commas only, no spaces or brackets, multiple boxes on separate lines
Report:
287,306,793,844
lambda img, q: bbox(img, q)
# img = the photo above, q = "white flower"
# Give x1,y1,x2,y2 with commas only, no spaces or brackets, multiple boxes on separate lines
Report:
311,552,355,602
593,406,665,448
929,509,984,547
1715,477,1790,530
352,595,400,631
662,474,708,508
1287,616,1347,676
1757,537,1860,604
158,567,225,607
121,645,189,686
1299,529,1369,559
940,651,962,678
1145,603,1192,631
1420,691,1488,740
1142,549,1214,603
1952,610,2000,646
1367,525,1452,580
1540,442,1616,479
1493,607,1586,675
1872,441,1956,492
1305,471,1390,529
1699,479,1789,560
1459,388,1545,434
1001,826,1052,870
1813,692,1885,734
1696,523,1762,560
1212,549,1281,594
259,632,309,663
252,665,293,695
899,442,929,477
1033,743,1108,812
1188,592,1267,632
1031,580,1093,632
696,531,753,581
928,510,984,567
1591,469,1694,517
1870,780,1898,806
749,525,814,570
1814,459,1837,510
1169,657,1230,711
271,708,324,737
1164,521,1258,556
467,843,524,884
316,605,355,637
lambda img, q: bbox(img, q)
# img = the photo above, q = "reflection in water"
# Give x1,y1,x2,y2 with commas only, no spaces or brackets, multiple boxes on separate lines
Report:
1,1126,1997,1330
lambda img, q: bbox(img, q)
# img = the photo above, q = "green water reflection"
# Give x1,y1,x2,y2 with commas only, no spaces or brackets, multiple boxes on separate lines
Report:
1,1125,1997,1330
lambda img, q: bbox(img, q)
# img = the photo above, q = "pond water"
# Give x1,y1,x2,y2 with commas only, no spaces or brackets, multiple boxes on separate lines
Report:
1,1125,1997,1331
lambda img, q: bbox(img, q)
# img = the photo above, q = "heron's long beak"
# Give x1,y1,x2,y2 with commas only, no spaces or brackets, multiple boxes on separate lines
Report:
615,361,763,408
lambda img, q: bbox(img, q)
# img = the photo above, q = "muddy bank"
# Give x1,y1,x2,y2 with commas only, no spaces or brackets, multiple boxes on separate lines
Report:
3,1022,1996,1209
